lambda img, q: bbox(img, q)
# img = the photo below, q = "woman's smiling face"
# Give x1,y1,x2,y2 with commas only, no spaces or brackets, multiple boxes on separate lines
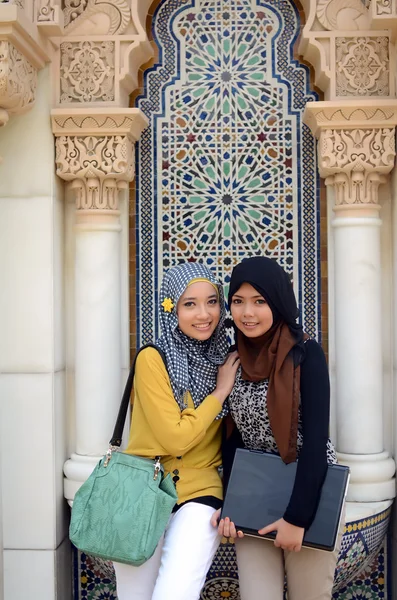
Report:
177,281,221,341
230,282,273,338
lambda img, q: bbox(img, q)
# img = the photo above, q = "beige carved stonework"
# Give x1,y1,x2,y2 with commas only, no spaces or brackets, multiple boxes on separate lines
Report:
54,0,154,106
303,100,397,134
64,0,130,34
335,36,389,96
319,127,394,207
375,0,393,15
304,100,397,216
63,0,88,28
0,1,51,161
35,0,64,36
299,0,393,99
55,134,134,184
70,177,129,213
320,127,395,174
0,40,37,111
36,0,56,22
51,110,149,140
370,0,397,38
60,40,115,103
316,0,369,30
51,108,148,222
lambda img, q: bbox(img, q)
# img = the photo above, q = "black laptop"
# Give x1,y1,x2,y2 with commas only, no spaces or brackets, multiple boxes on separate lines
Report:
222,448,349,552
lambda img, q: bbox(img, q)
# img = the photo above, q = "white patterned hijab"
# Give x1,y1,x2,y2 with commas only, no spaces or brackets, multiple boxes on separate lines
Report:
156,262,228,419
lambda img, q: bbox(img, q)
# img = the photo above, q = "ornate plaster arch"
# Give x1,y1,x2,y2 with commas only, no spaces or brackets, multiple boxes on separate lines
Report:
133,0,323,343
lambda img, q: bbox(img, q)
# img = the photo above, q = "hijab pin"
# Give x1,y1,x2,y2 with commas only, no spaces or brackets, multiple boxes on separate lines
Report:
161,297,175,313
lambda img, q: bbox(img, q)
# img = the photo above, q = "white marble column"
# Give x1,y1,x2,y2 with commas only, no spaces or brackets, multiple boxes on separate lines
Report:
332,209,395,500
63,183,124,499
74,210,122,456
333,212,383,454
317,125,396,501
51,109,148,501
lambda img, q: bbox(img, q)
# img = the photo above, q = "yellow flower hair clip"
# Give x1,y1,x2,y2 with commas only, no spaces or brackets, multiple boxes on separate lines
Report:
161,297,174,313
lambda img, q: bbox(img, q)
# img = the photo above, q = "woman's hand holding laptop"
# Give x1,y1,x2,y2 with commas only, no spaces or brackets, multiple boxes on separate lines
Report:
210,509,244,539
211,510,304,552
258,518,304,552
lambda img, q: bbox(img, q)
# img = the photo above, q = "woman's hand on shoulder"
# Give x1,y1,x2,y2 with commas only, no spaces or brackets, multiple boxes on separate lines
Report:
213,351,240,405
258,518,304,552
210,508,244,539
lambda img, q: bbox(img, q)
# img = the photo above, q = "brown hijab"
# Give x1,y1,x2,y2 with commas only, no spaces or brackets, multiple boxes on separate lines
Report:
228,257,308,463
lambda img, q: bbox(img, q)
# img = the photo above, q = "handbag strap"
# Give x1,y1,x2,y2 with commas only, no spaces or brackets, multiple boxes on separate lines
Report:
109,344,167,448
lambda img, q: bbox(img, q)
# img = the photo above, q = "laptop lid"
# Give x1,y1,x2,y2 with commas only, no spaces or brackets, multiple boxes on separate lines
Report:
222,448,349,552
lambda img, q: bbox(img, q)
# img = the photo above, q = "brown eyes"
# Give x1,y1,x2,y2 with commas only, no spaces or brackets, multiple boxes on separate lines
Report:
231,298,266,305
183,299,218,307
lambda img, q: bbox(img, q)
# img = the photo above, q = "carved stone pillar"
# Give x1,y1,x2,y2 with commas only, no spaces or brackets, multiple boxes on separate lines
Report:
51,109,148,500
305,102,397,501
0,2,51,161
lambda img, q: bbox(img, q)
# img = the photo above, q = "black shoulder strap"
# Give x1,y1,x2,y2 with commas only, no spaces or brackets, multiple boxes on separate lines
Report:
109,344,167,447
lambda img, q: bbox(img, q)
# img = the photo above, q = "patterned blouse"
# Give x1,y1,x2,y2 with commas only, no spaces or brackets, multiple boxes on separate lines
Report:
228,368,337,465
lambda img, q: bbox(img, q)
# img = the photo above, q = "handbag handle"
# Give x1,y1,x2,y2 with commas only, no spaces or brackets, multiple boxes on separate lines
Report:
109,344,167,448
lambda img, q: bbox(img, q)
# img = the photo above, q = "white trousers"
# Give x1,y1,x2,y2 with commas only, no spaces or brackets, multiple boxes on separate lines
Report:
113,502,220,600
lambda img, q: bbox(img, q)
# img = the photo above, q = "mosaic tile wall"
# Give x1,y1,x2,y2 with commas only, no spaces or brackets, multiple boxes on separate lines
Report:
72,506,392,599
135,0,321,345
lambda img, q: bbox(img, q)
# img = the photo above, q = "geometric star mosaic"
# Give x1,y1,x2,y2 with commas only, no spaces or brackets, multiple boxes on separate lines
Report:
135,0,321,345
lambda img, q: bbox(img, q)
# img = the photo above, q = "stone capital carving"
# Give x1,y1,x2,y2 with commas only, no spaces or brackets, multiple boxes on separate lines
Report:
319,127,394,209
51,107,148,140
304,100,397,136
0,40,37,113
0,3,50,69
0,2,52,161
51,108,148,220
54,134,135,183
304,100,397,214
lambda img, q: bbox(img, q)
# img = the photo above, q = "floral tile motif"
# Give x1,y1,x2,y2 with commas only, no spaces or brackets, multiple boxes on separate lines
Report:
135,0,321,345
332,542,388,600
72,509,391,600
334,508,391,592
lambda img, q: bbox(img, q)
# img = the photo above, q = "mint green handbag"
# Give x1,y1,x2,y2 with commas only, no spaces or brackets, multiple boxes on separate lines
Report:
69,346,177,565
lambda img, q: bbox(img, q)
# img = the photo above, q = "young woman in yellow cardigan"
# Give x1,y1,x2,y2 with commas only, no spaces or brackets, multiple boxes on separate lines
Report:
114,262,239,600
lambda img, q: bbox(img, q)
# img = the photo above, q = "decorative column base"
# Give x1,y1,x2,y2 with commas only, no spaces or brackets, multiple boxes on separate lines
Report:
64,453,100,505
338,452,396,501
